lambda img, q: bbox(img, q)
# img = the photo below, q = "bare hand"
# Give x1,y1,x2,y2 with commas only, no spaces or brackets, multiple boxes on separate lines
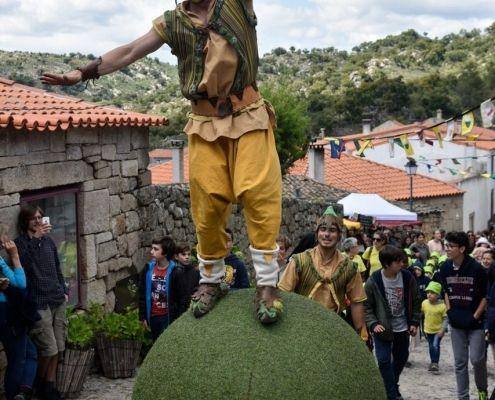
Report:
142,320,149,330
40,70,82,86
409,326,418,337
1,238,19,259
373,324,385,334
33,223,52,239
0,278,9,291
437,330,445,339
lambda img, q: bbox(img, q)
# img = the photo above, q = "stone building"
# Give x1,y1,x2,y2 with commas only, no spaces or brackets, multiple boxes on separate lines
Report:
0,77,168,311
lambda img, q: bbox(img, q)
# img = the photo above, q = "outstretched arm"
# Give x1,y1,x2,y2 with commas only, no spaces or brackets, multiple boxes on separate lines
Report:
40,28,165,86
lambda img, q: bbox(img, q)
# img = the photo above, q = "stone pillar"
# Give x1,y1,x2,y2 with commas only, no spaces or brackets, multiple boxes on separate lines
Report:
168,140,186,184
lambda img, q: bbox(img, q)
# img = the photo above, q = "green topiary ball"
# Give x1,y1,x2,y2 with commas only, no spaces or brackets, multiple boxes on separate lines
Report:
133,289,385,400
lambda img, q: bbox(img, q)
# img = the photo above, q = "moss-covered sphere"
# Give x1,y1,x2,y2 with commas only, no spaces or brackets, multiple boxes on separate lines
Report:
133,289,385,400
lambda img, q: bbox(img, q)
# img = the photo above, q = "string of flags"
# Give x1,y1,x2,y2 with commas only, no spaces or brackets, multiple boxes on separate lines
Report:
321,95,495,161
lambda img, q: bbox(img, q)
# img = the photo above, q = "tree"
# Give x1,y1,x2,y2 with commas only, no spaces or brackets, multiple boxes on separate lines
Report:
261,83,311,174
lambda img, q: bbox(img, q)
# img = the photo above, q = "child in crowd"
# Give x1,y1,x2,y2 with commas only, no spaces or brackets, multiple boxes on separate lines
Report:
421,281,447,372
364,245,421,400
412,265,430,301
223,229,250,289
139,237,184,342
174,242,200,317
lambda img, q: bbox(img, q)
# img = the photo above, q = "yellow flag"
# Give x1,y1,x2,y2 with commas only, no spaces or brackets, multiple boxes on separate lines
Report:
433,126,443,148
356,140,372,157
461,112,475,136
400,134,414,156
481,173,492,178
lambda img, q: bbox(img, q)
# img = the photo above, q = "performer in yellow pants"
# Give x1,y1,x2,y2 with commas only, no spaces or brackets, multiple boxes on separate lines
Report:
41,0,284,324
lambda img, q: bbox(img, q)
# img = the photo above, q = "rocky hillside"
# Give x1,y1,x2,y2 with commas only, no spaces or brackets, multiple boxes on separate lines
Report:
1,23,494,140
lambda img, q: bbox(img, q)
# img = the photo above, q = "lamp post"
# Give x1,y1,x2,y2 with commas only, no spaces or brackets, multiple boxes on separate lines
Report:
405,158,418,211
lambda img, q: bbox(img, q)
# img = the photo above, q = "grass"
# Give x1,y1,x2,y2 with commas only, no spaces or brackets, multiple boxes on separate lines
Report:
133,289,385,400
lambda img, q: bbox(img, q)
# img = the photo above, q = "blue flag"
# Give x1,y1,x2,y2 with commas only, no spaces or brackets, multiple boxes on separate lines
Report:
330,139,345,159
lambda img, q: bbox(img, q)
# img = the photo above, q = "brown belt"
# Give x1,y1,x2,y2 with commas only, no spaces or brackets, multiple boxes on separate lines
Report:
190,85,261,118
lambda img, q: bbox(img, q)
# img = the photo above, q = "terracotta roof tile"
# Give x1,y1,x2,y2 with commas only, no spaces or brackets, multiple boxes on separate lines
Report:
149,155,190,185
0,77,168,132
149,149,173,159
289,151,463,201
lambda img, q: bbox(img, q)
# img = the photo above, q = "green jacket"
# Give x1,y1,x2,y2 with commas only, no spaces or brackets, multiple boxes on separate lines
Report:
164,0,259,100
364,269,421,342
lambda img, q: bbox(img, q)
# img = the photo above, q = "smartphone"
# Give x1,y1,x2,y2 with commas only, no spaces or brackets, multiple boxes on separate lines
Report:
42,216,50,225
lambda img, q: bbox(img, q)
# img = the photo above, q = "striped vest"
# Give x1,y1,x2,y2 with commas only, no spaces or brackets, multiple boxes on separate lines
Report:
293,250,359,311
164,0,259,101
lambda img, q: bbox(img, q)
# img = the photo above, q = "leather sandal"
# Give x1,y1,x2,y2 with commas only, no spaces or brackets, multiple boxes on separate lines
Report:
190,283,228,318
254,286,284,324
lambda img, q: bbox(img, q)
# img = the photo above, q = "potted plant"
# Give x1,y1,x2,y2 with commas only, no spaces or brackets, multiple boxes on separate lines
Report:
56,308,95,398
95,307,148,379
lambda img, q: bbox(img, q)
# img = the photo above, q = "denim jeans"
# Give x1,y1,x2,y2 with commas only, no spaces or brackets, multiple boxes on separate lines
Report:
426,333,442,364
0,302,38,399
374,331,410,400
150,315,169,341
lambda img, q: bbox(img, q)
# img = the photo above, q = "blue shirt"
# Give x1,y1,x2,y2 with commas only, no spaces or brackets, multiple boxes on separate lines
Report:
0,256,26,302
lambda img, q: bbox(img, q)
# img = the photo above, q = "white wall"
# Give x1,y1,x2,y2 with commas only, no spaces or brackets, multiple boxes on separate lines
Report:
459,176,494,232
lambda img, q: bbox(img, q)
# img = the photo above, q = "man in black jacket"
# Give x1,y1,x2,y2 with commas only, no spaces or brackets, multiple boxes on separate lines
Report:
438,232,488,400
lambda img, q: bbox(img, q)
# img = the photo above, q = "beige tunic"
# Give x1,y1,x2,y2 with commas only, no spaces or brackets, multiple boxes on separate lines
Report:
153,0,270,142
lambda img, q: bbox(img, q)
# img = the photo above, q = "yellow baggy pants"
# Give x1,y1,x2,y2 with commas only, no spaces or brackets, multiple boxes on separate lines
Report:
189,127,282,260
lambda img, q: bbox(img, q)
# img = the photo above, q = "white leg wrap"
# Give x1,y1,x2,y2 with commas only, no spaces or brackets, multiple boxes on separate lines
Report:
198,255,225,284
250,246,280,287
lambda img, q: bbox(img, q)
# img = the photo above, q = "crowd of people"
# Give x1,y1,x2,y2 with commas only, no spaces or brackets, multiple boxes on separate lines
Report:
3,204,495,400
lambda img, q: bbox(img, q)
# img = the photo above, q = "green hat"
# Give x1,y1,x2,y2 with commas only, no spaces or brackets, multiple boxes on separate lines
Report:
404,248,413,256
430,251,441,259
317,206,343,233
425,281,442,296
323,206,339,217
426,260,436,267
439,255,448,264
424,265,434,274
412,264,423,271
408,258,414,267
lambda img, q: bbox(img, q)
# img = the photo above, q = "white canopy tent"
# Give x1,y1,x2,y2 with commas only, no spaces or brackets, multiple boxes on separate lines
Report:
337,193,418,223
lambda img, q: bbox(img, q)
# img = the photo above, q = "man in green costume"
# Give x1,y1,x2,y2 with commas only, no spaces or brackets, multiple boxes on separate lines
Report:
279,206,368,339
41,0,283,324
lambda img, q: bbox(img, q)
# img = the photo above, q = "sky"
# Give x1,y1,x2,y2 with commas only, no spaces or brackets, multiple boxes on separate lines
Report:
0,0,494,64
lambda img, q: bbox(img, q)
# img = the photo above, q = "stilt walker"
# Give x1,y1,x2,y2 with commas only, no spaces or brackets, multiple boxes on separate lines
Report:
41,0,284,324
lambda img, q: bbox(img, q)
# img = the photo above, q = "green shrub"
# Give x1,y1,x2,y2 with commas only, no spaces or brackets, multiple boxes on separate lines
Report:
133,290,385,400
66,308,94,350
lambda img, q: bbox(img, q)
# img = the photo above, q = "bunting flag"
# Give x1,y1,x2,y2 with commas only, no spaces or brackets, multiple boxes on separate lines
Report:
481,173,492,178
426,164,432,172
330,139,345,159
425,139,434,146
435,159,442,166
388,138,395,158
433,126,443,148
418,131,425,147
448,168,457,176
354,139,372,157
461,112,475,136
481,99,495,128
452,158,461,165
445,120,455,141
459,169,468,176
395,134,414,156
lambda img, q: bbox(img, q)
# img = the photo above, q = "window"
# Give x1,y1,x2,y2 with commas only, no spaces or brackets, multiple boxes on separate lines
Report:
21,186,80,305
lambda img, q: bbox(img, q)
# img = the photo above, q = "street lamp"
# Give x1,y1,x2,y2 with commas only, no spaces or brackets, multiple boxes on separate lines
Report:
405,158,418,211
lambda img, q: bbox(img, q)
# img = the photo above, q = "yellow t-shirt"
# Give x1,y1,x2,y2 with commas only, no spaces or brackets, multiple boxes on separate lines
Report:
362,246,382,274
352,254,367,273
421,299,447,334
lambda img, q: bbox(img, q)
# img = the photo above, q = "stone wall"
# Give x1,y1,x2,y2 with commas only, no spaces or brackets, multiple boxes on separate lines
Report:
397,194,464,236
136,183,330,271
0,126,151,312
